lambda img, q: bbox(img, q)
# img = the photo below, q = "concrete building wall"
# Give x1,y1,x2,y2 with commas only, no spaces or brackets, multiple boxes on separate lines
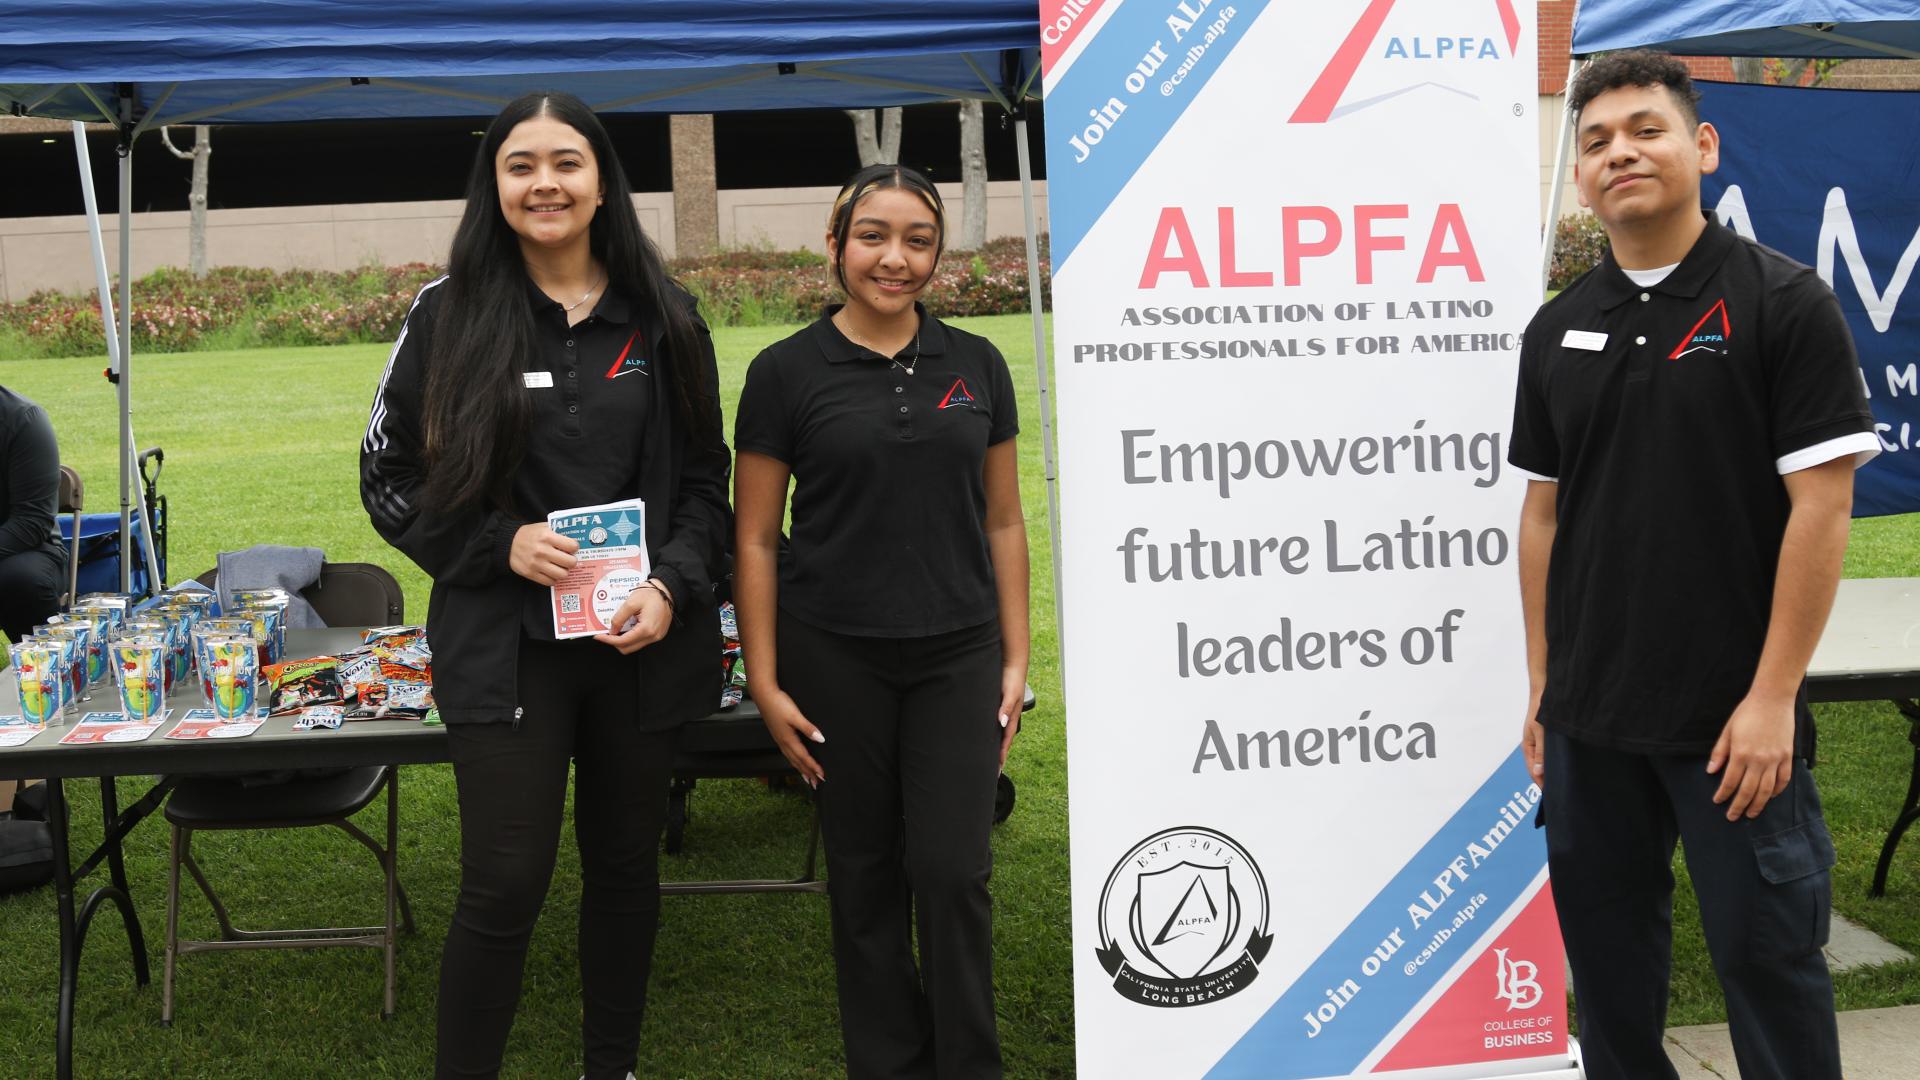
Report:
0,181,1049,303
1538,93,1575,223
717,180,1050,254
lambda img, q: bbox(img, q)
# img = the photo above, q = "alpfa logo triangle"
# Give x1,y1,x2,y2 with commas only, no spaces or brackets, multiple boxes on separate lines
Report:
1151,873,1220,946
605,329,649,378
938,377,976,409
1669,298,1731,360
1291,0,1522,124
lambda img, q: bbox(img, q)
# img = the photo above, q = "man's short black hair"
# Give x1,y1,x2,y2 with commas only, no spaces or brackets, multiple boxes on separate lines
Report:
1569,49,1702,126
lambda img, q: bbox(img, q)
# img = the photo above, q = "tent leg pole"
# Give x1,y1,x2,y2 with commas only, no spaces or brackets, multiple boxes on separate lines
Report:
73,123,124,395
1540,57,1582,295
72,125,123,371
75,122,141,597
118,114,135,595
1015,116,1065,681
110,103,163,598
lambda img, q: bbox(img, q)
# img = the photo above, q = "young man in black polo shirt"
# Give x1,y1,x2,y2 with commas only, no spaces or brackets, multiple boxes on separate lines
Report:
1509,52,1878,1080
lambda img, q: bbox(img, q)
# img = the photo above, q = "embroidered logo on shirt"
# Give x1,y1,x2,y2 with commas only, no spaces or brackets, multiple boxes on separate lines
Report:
604,329,649,378
937,377,976,410
1669,298,1731,360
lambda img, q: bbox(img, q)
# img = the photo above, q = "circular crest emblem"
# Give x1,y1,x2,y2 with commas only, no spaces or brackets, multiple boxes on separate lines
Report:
1094,826,1272,1008
588,526,609,546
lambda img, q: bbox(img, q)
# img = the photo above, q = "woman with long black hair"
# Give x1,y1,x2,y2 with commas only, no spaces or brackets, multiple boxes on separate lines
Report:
360,91,728,1080
733,164,1030,1078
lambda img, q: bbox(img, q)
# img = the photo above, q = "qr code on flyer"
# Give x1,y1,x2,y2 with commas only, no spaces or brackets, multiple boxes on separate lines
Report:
561,594,582,614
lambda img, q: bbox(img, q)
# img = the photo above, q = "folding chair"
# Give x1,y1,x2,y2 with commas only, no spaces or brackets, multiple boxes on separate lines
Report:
162,561,412,1023
55,465,82,606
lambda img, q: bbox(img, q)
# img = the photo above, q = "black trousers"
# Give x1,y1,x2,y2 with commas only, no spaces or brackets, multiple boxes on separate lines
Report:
779,611,1005,1080
436,636,680,1080
1542,729,1840,1080
0,544,61,642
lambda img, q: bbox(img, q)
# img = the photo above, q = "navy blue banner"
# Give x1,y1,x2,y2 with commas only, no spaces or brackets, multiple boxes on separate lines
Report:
1699,80,1920,518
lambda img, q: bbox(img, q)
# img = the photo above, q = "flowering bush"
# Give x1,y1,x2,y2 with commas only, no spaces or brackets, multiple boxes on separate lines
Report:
0,242,1052,357
1548,214,1611,292
673,234,1052,326
0,263,447,358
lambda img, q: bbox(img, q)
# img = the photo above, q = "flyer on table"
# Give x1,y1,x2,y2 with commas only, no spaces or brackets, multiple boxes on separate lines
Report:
60,712,169,745
1041,1,1568,1077
548,498,650,639
167,707,271,740
0,716,44,748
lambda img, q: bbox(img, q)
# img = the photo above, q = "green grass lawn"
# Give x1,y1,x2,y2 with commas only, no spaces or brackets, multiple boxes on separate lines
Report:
1,322,1916,1076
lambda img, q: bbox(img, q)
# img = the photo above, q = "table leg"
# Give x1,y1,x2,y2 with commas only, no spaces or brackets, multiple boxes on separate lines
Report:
1872,700,1920,898
45,775,162,1080
48,779,77,1080
97,776,152,985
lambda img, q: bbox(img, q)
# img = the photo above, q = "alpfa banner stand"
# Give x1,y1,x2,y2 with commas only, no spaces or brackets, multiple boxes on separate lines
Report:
1041,2,1579,1077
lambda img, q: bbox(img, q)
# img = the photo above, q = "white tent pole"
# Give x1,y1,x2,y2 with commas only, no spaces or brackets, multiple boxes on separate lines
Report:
110,90,161,595
1015,114,1065,676
71,123,122,374
1539,56,1581,295
117,100,135,594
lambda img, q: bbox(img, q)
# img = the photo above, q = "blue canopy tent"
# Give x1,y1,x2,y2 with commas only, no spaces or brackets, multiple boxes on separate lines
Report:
0,0,1056,599
1543,0,1920,285
3,1,1043,121
1571,1,1920,59
1541,0,1920,516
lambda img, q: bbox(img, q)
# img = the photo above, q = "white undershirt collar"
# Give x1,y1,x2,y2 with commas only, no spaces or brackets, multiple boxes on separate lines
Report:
1620,262,1679,287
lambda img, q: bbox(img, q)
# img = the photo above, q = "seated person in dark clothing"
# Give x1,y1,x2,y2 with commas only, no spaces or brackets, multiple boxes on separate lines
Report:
0,385,65,641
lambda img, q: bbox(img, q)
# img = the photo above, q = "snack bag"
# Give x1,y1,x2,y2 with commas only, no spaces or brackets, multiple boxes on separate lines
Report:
293,705,345,731
267,660,346,714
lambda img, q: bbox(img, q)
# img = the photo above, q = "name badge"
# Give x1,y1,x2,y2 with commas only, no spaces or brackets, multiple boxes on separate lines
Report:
522,371,553,388
1561,330,1608,351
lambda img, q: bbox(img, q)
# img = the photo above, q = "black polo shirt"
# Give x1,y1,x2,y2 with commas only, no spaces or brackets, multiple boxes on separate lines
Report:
512,279,652,638
1509,221,1878,755
1,385,63,561
734,304,1019,637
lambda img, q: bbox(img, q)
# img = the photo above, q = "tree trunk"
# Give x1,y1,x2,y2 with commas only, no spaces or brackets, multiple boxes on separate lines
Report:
1731,57,1768,83
187,127,209,277
845,108,904,167
160,125,211,277
878,107,901,164
669,114,719,257
955,100,989,251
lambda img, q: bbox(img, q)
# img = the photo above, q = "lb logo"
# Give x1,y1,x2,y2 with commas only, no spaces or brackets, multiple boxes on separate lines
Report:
1493,947,1542,1011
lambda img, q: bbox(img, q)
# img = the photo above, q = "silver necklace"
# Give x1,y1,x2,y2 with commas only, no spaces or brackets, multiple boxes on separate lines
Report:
837,313,921,374
891,333,923,376
559,273,605,313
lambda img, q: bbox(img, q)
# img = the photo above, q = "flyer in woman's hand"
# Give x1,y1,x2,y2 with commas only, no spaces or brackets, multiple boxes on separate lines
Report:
548,499,650,639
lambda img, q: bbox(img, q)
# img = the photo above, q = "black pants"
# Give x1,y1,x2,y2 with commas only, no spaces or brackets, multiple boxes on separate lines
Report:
0,544,61,642
436,636,680,1080
779,611,1005,1080
1542,729,1840,1080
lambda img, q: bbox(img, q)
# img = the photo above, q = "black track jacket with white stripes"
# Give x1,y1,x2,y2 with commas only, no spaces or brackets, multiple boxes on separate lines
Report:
359,276,730,728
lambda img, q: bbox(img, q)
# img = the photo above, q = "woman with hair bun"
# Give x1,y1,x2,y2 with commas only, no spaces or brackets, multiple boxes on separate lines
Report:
360,90,729,1080
733,163,1030,1079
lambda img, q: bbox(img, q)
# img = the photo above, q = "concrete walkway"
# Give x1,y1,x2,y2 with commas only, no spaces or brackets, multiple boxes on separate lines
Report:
1656,914,1917,1077
1665,1004,1920,1078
